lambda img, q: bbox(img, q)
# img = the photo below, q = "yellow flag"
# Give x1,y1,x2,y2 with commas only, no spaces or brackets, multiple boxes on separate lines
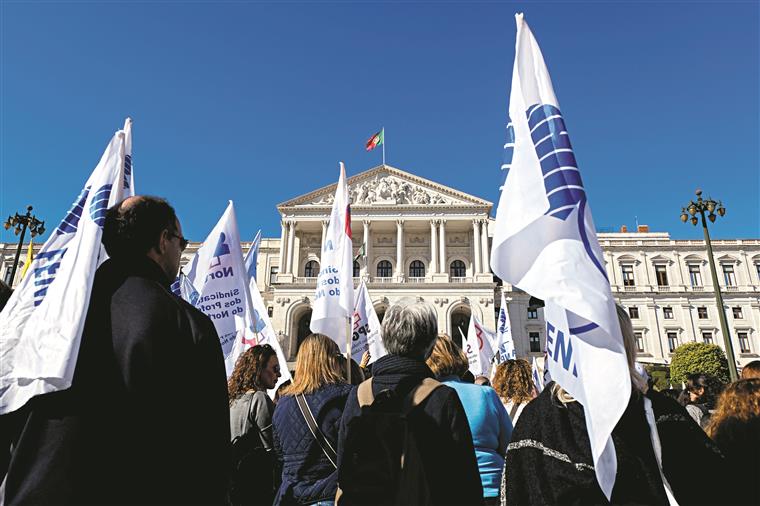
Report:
20,239,34,278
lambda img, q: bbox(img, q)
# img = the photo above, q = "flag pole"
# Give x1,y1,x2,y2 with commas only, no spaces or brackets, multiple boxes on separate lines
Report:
346,316,352,384
382,127,386,166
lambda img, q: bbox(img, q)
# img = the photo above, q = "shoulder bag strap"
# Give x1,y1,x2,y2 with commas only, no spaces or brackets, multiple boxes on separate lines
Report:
404,377,442,412
356,378,374,407
296,393,338,469
509,402,521,420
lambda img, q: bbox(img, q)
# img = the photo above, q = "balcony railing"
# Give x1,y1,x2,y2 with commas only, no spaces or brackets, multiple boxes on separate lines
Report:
407,277,426,283
450,277,472,283
372,277,394,283
691,285,704,291
725,286,738,291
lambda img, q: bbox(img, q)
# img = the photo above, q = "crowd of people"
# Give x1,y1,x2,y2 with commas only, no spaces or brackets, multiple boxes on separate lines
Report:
1,195,759,505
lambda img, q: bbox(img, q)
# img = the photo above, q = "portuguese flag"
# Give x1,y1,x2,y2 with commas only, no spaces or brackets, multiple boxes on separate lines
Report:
365,128,384,151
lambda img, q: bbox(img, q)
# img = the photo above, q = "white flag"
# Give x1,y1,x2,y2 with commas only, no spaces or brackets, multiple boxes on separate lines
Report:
464,309,497,377
0,126,128,414
171,272,200,307
490,13,630,498
351,280,387,364
495,292,516,362
243,230,262,282
310,163,354,353
122,117,135,197
531,356,544,394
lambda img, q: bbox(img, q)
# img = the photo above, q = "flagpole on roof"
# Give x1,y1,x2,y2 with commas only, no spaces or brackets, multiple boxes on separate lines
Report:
382,127,386,166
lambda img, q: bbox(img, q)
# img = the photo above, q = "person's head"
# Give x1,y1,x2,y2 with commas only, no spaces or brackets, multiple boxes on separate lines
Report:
426,333,468,379
102,196,186,280
686,373,723,408
493,359,535,404
227,344,280,404
706,378,760,439
337,355,365,386
474,376,491,387
381,298,438,360
282,334,344,396
741,360,760,380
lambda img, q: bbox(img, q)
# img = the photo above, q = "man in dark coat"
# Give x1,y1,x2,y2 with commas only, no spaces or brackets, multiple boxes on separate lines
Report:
2,196,230,504
336,298,483,506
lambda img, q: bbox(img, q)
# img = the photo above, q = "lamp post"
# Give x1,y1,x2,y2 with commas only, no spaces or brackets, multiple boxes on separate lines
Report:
3,206,46,286
680,190,737,381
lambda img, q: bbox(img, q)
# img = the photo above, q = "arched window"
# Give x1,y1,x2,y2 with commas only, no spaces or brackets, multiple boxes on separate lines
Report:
353,260,360,278
409,260,425,278
304,260,319,277
450,260,466,278
377,260,392,277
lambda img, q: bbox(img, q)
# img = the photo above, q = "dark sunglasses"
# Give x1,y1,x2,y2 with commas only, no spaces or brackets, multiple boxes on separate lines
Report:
168,231,189,251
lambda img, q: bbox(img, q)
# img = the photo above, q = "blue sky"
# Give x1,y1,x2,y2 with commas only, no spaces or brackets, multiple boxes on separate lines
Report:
1,1,758,245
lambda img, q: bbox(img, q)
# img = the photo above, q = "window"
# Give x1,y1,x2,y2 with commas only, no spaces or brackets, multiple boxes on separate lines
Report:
628,306,639,319
450,260,466,278
409,260,425,278
663,306,673,319
738,332,750,353
722,264,736,286
756,263,760,283
353,260,360,278
688,264,702,286
527,308,538,319
376,260,392,278
634,332,644,353
269,266,279,284
304,260,319,277
267,306,274,318
697,306,708,319
529,332,541,352
702,331,713,345
733,307,744,319
667,332,678,352
655,264,669,286
621,264,635,286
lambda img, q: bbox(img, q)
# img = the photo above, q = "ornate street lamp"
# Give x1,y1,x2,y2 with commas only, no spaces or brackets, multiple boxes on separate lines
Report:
3,206,45,286
680,190,737,381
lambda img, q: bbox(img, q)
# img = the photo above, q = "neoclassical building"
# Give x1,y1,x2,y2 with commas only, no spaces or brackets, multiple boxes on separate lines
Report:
3,165,759,368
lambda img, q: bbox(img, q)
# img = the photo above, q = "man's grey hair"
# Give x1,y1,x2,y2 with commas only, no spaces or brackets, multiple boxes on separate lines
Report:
381,298,438,359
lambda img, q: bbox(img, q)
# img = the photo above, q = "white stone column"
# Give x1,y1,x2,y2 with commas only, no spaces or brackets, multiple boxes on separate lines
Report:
278,220,287,275
362,220,371,277
480,219,490,273
320,220,328,251
286,221,296,274
439,219,447,271
396,220,405,279
430,220,438,274
472,220,482,274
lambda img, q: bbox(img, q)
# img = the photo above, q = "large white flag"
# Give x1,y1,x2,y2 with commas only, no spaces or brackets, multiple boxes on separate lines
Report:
0,125,129,414
490,13,629,498
310,163,354,353
351,280,387,364
495,292,516,362
464,309,497,377
243,230,262,282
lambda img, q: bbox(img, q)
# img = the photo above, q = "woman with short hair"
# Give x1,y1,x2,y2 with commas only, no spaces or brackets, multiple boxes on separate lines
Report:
427,334,512,506
685,373,724,429
273,334,353,506
492,359,535,424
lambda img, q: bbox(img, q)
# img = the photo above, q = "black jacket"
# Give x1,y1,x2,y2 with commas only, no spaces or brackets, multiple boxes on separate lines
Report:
3,257,230,505
336,354,483,506
503,383,727,505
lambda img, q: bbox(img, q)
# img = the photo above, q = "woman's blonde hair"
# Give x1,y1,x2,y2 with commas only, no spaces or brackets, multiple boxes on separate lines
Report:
552,304,648,404
280,333,345,396
493,359,535,404
426,333,468,379
706,378,760,439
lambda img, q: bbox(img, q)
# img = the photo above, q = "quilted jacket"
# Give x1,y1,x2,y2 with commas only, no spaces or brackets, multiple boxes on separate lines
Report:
273,382,354,505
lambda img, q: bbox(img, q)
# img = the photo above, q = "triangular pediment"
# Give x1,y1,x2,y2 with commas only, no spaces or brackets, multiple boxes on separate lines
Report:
278,165,491,209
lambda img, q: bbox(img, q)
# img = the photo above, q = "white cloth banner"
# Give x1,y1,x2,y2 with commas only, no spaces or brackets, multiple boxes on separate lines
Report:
243,230,261,281
351,280,387,364
531,356,544,394
0,124,129,414
310,163,354,353
464,309,497,377
489,13,630,499
495,292,516,362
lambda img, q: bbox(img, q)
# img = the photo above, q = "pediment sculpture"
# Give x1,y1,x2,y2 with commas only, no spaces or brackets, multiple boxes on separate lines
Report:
310,174,454,206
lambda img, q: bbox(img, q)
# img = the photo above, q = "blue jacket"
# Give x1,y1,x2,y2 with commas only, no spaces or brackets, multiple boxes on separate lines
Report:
273,383,354,505
442,376,513,498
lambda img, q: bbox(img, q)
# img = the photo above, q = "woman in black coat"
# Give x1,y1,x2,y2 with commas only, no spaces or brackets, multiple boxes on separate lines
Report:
273,334,354,506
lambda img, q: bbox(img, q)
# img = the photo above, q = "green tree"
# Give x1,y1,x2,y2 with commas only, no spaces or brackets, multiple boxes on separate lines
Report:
670,342,730,384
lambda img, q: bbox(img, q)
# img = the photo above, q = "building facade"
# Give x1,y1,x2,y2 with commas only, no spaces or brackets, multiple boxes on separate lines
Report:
3,165,759,368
